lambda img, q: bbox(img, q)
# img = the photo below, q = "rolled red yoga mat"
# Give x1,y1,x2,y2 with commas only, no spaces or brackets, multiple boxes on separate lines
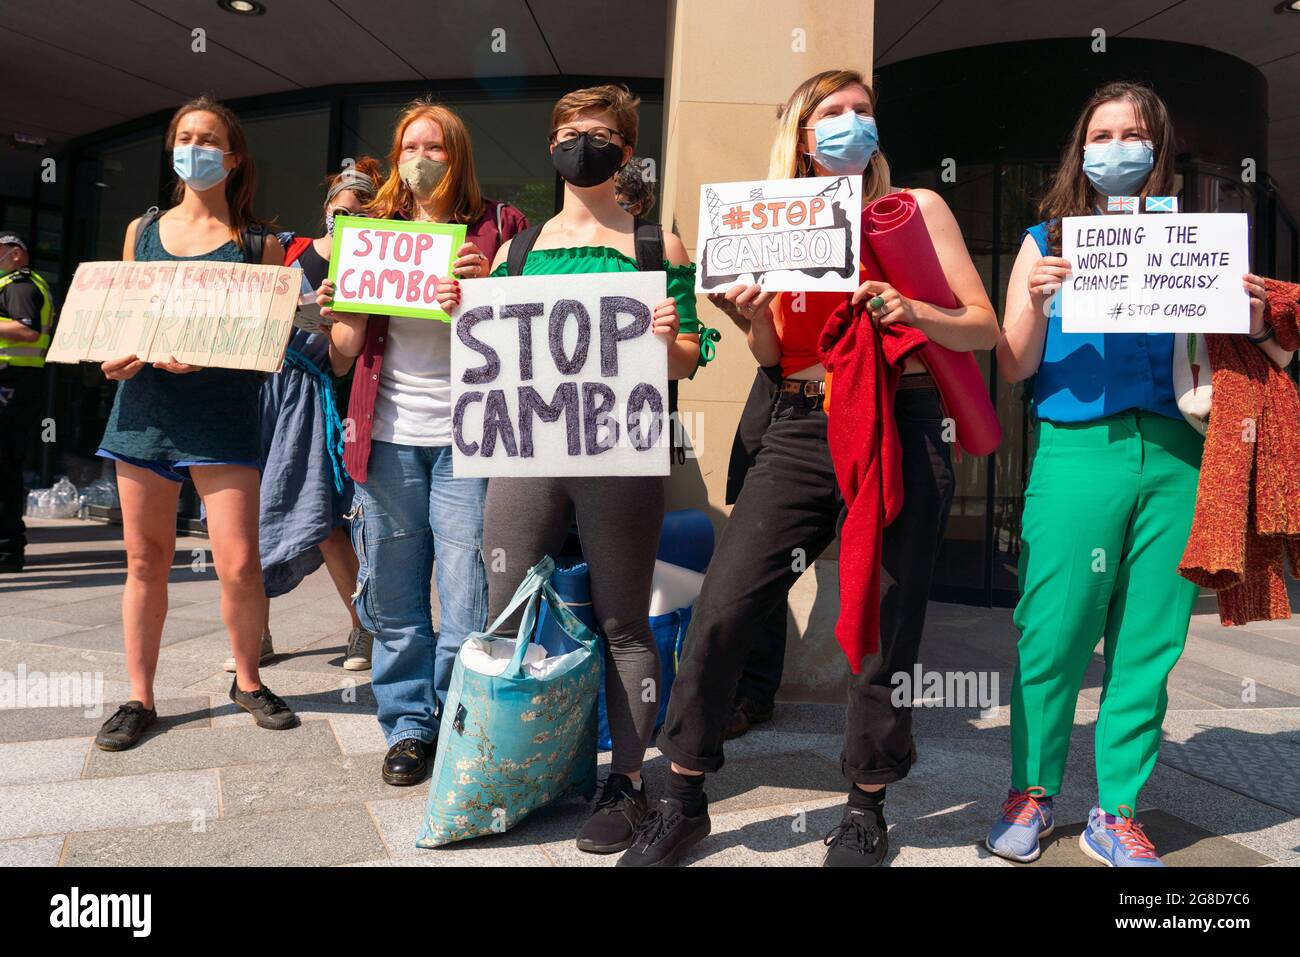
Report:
861,191,1002,457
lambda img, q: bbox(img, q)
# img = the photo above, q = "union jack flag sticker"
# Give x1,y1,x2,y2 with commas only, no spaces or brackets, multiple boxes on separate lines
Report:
1106,196,1138,213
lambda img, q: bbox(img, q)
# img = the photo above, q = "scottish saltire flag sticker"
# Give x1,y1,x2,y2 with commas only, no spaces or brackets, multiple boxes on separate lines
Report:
1145,196,1178,213
1106,196,1138,213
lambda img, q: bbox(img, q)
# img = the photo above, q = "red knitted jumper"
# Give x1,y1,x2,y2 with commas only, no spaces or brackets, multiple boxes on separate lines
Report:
1179,279,1300,624
818,299,929,672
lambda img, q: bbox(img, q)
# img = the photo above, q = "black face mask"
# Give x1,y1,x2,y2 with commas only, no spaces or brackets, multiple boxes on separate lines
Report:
551,134,625,188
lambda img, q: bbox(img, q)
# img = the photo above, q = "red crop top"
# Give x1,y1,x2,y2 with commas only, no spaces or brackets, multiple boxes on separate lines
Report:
772,281,860,378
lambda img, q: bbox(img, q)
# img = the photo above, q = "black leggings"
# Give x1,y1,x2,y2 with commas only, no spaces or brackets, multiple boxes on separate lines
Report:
658,385,954,779
483,475,664,776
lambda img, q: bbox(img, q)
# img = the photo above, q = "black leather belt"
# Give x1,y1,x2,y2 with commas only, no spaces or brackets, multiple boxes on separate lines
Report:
898,373,937,391
778,378,825,397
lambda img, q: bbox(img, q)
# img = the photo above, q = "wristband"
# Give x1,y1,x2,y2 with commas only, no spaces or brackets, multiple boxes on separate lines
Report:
1248,324,1275,344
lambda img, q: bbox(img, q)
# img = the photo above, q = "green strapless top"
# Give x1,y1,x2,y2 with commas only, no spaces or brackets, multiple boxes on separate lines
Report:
489,245,718,368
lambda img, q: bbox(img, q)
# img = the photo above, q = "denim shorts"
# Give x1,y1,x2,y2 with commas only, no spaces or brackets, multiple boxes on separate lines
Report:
95,448,258,483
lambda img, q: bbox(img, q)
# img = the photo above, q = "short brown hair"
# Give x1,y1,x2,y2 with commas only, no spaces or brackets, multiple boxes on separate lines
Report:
551,84,640,149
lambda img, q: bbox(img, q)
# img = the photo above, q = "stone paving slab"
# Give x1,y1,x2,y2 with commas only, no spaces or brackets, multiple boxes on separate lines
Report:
83,718,340,779
36,618,226,653
0,835,66,866
326,713,390,755
4,617,95,643
221,753,400,818
63,802,386,867
0,736,91,786
0,638,222,693
14,595,194,628
0,695,211,744
0,770,219,841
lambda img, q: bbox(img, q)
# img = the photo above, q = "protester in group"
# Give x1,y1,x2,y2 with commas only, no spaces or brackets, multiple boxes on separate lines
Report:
986,82,1277,867
618,69,997,867
94,97,297,751
451,84,714,855
0,234,53,574
615,158,655,217
227,158,383,677
317,99,527,786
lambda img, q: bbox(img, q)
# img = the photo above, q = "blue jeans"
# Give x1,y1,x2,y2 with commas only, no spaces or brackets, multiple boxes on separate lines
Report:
350,441,488,747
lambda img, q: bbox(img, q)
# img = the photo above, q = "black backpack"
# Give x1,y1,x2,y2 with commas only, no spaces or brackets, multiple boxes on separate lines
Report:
506,217,686,463
135,206,267,264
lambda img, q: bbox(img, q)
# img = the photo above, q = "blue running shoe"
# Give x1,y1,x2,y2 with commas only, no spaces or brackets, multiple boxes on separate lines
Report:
985,786,1054,862
1079,805,1164,867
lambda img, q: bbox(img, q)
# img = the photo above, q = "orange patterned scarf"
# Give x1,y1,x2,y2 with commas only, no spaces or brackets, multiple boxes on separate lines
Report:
1179,279,1300,624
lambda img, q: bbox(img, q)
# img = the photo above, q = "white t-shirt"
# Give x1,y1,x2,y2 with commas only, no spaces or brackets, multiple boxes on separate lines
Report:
371,316,453,446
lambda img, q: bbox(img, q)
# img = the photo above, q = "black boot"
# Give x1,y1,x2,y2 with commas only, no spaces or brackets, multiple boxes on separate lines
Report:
382,738,432,786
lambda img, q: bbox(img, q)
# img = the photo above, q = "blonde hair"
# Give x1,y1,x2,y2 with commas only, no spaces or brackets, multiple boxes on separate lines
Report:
768,69,890,201
551,84,641,148
369,98,484,224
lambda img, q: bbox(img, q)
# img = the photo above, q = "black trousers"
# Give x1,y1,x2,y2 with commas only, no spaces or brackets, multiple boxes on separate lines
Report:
658,384,954,780
0,367,40,562
734,602,787,709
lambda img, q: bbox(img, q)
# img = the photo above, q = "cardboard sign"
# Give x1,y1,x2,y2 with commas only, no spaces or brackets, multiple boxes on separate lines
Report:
695,175,861,292
327,215,466,321
45,260,298,372
451,272,669,478
1060,212,1250,333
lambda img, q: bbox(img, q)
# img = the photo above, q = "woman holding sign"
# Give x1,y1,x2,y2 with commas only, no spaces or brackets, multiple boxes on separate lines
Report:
93,97,298,751
317,99,528,787
987,82,1276,867
457,84,712,855
617,70,998,868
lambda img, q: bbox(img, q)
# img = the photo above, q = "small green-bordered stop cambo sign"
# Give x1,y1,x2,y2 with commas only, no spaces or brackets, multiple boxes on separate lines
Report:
327,215,467,321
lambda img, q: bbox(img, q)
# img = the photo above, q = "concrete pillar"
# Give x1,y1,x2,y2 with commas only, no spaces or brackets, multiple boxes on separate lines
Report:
658,0,875,702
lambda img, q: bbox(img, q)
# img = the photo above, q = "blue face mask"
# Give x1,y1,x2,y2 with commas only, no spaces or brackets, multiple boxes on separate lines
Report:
1082,140,1154,197
173,144,231,192
809,112,879,175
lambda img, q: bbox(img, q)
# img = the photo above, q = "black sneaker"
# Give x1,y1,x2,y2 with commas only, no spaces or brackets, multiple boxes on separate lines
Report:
616,796,711,867
382,738,431,786
576,773,649,854
343,627,373,671
95,701,157,751
822,805,889,867
229,678,298,730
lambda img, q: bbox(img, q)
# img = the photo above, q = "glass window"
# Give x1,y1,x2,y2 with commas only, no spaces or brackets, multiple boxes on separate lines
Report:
242,106,331,239
78,131,164,262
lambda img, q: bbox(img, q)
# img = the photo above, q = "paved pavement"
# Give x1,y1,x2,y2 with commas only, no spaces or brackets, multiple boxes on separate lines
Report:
2,518,1298,867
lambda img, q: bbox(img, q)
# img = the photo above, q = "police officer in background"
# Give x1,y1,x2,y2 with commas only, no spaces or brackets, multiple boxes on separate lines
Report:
0,234,53,573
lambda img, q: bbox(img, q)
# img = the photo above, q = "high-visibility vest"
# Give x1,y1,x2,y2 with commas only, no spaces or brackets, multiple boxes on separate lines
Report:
0,269,53,369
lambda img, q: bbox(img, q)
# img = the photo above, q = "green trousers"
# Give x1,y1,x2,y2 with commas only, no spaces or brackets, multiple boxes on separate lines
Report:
1011,411,1203,814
